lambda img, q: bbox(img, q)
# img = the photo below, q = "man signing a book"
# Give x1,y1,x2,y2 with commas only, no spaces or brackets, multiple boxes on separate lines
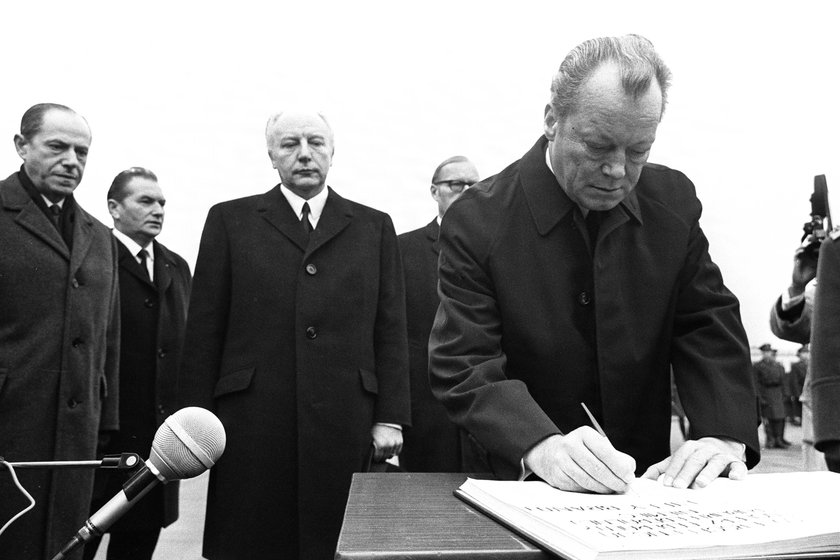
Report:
428,34,760,493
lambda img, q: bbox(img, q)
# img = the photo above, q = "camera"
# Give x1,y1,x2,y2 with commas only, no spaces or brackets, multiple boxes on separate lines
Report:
801,174,831,260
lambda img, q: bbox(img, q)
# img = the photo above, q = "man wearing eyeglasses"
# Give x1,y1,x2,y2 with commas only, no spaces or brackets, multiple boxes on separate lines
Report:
429,35,759,493
399,156,479,472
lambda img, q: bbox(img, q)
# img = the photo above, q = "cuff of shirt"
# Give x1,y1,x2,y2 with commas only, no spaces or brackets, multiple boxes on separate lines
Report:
781,287,806,310
376,422,402,431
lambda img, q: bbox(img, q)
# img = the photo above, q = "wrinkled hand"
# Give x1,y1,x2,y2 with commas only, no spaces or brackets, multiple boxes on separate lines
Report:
371,424,403,462
642,437,747,489
791,245,818,294
523,428,636,493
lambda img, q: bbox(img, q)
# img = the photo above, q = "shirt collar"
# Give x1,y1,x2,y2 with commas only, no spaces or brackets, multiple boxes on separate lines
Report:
280,184,328,227
112,228,153,261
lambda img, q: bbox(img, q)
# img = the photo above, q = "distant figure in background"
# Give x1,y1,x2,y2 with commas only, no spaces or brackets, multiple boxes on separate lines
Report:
753,344,790,449
399,155,480,472
83,168,191,560
0,103,120,560
787,345,808,426
807,233,840,473
769,245,826,470
179,110,410,559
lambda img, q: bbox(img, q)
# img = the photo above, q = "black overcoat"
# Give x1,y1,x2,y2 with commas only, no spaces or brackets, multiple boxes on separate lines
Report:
429,137,760,479
179,186,410,559
0,172,120,560
398,219,462,471
91,239,190,532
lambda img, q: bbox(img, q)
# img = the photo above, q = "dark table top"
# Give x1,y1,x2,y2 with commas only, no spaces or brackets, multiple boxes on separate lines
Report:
335,472,840,560
335,472,551,559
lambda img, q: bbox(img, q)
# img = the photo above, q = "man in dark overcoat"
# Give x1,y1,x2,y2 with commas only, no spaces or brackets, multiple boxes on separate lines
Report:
0,103,120,560
429,35,759,494
808,231,840,472
399,155,479,472
83,168,191,560
179,110,410,559
753,344,790,449
788,345,808,425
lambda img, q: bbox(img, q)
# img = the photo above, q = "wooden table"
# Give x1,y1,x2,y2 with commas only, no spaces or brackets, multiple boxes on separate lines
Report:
335,472,550,559
336,472,840,560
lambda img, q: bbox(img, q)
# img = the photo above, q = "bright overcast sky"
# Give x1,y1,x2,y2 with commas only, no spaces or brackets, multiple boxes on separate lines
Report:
2,0,838,354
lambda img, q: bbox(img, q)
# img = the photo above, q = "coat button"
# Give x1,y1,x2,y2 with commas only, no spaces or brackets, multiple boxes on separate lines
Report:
71,278,80,288
144,298,155,308
71,337,84,348
158,404,166,415
157,348,167,358
305,263,317,275
305,326,317,339
578,291,592,306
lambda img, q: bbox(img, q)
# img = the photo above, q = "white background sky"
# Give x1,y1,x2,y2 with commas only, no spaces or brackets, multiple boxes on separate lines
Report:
1,1,838,354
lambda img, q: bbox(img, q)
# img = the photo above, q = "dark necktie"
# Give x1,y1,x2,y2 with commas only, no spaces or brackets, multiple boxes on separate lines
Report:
138,249,151,281
49,204,62,229
301,202,314,236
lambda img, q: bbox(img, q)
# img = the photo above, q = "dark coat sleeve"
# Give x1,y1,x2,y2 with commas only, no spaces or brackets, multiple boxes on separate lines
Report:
809,235,840,449
371,215,411,425
178,204,231,411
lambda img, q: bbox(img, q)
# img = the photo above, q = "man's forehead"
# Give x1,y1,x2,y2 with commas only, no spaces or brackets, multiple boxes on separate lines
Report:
438,161,478,179
39,109,92,143
273,113,331,137
127,177,163,197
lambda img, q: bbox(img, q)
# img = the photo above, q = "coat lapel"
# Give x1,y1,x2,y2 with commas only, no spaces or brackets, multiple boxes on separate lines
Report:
117,240,155,288
258,186,310,251
1,173,69,259
307,187,353,255
424,219,440,255
154,241,174,293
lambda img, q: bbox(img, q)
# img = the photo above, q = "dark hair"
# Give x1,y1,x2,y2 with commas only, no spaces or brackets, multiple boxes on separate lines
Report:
549,34,672,120
20,103,78,138
431,155,472,184
107,167,159,202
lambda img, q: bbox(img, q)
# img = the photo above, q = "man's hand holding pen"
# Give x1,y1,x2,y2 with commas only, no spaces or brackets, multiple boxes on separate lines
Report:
523,429,637,494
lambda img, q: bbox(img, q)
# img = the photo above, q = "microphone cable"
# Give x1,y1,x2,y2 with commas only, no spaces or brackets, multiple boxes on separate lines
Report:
0,458,36,537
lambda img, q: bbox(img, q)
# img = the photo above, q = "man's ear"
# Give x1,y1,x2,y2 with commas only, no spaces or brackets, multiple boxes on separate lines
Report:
13,134,28,159
107,199,121,221
430,184,440,202
543,104,559,139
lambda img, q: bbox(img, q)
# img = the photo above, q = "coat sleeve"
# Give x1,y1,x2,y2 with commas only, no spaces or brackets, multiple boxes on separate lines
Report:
770,294,812,344
668,194,760,467
809,236,840,449
178,205,231,411
372,215,411,426
429,202,560,477
100,235,122,431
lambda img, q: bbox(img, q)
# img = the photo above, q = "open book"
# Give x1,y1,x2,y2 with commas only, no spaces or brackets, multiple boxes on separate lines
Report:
455,472,840,560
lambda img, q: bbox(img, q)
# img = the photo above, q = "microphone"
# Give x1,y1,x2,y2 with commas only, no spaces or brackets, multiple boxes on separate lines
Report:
51,407,226,560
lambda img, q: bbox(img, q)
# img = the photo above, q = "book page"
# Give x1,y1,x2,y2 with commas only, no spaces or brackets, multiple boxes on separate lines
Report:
458,472,840,558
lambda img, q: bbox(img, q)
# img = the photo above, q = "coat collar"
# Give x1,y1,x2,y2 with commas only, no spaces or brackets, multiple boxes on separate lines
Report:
258,184,354,253
1,172,95,264
116,238,177,292
424,218,440,253
520,137,644,237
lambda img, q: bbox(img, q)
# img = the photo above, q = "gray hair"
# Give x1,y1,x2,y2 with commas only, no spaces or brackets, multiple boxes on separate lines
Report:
107,167,158,202
549,34,672,119
264,111,334,148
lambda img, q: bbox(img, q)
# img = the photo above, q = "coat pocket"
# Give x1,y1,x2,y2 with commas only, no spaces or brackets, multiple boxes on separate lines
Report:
214,367,255,398
358,368,378,395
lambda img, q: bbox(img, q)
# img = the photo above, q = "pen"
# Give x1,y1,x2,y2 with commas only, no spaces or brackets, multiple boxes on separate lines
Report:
580,402,640,496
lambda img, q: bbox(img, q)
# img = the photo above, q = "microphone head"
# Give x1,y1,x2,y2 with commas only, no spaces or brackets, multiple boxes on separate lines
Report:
148,407,226,481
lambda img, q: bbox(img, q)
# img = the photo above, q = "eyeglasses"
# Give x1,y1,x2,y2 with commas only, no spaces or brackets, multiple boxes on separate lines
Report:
434,180,475,193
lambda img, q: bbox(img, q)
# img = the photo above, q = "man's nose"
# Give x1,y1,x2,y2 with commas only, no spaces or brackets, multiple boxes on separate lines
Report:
62,149,81,168
152,203,164,216
298,141,312,161
601,151,626,180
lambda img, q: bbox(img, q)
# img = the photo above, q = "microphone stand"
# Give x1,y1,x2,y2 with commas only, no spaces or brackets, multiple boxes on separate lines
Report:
4,453,143,470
